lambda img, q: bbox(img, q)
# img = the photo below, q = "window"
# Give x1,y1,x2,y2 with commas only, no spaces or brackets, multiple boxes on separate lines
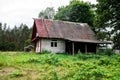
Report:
51,40,57,47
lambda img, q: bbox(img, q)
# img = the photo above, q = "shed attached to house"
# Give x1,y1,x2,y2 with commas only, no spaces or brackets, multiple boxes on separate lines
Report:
31,19,109,54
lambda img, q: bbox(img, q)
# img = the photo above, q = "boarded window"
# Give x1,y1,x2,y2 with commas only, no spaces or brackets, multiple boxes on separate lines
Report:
51,40,57,47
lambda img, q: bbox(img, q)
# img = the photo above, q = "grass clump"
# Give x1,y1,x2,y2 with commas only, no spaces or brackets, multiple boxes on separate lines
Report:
22,57,41,63
9,70,24,78
42,54,60,65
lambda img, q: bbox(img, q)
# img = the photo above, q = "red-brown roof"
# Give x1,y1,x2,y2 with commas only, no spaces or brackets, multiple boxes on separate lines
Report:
31,19,110,43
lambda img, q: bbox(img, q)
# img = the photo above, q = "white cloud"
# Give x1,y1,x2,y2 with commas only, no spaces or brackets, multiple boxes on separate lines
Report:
0,0,96,28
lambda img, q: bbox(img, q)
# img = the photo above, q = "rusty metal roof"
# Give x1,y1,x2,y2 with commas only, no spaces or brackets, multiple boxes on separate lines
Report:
31,19,110,43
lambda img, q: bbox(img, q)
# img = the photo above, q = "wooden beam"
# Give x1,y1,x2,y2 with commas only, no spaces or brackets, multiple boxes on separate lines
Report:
72,42,74,55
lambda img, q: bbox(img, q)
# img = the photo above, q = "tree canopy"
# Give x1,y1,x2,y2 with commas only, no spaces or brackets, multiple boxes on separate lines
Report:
95,0,120,49
54,0,95,30
38,7,55,19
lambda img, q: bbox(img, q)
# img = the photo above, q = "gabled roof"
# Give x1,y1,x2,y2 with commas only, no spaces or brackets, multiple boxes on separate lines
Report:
31,19,110,44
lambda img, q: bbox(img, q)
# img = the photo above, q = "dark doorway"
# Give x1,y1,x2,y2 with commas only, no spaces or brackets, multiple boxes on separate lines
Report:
65,41,72,54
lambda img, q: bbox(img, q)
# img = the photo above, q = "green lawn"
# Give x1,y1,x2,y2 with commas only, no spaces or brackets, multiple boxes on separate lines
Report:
0,52,120,80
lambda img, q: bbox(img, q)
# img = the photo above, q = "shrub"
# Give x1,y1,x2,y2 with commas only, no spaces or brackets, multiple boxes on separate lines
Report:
104,49,114,56
97,49,114,56
76,50,83,59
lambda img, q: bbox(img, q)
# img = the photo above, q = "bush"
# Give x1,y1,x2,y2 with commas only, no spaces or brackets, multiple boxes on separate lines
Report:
98,57,111,65
104,49,114,56
97,49,114,56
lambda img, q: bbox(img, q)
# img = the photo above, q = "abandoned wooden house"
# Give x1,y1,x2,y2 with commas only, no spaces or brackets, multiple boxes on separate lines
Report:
31,18,110,54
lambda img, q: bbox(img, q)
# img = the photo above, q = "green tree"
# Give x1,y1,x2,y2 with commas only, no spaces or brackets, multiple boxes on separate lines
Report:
0,23,2,42
15,24,31,51
54,0,95,30
0,22,32,51
95,0,120,49
38,7,55,19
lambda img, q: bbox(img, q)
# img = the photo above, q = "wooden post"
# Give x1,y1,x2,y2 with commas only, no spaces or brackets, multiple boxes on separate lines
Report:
40,39,42,53
96,44,98,53
85,44,87,53
72,42,74,55
106,44,107,49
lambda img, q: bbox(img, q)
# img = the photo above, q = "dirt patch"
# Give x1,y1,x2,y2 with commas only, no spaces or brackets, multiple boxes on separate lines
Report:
0,67,15,76
26,70,39,80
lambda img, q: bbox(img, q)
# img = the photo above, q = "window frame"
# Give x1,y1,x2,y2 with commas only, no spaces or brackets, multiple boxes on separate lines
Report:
51,40,57,47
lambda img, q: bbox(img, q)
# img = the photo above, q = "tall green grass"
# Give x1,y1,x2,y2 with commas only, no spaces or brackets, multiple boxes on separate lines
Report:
0,51,120,80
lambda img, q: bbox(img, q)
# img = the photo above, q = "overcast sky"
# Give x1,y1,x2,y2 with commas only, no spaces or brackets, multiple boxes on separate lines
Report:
0,0,97,28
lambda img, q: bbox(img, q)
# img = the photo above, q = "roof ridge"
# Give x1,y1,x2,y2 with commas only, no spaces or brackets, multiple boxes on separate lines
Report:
33,18,88,25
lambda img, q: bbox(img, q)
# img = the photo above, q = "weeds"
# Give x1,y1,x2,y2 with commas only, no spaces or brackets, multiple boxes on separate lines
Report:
9,70,24,78
0,51,120,80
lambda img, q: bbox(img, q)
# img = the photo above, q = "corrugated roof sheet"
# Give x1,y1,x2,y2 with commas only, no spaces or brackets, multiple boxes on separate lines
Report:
31,19,110,43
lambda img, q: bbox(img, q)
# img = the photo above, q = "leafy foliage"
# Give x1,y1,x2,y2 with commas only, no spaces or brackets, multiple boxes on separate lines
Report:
97,49,114,56
38,7,55,19
95,0,120,49
54,0,95,30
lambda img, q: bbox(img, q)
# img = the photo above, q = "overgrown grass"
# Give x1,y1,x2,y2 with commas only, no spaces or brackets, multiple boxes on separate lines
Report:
0,51,120,80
